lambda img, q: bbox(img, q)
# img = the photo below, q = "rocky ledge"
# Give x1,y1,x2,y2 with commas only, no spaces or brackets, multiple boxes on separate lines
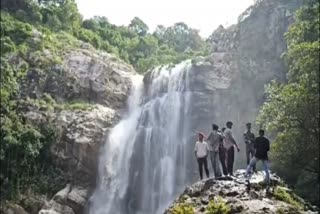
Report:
165,170,318,214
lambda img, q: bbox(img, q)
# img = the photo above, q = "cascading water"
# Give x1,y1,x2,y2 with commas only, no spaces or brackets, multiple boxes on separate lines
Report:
89,60,200,214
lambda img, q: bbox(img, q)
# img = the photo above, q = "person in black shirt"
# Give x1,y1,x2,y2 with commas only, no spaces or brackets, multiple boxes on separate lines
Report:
245,129,270,184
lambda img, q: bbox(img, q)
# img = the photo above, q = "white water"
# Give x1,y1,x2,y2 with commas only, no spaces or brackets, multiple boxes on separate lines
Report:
89,61,194,214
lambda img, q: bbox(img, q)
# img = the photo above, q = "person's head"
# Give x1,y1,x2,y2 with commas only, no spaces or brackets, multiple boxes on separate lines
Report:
222,127,226,132
246,123,251,130
226,121,233,129
198,132,205,141
212,124,219,131
259,129,265,137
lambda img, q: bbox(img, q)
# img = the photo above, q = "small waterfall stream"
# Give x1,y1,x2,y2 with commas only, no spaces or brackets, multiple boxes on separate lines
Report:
89,61,201,214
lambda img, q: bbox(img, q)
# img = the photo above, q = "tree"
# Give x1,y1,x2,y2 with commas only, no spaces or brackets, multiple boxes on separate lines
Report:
128,17,149,36
161,22,203,52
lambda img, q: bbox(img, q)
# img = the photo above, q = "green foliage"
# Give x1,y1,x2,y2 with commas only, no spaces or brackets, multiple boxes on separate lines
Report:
63,101,94,111
273,186,303,210
169,203,195,214
257,2,319,206
206,197,231,214
275,207,286,214
129,17,149,36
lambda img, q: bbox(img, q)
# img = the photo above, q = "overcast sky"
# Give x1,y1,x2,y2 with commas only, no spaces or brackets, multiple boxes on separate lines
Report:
75,0,254,38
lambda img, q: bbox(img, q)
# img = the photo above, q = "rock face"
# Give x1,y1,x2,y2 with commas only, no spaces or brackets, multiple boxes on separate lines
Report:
39,185,88,214
165,170,318,214
202,0,304,168
43,49,134,109
51,104,117,186
32,47,136,213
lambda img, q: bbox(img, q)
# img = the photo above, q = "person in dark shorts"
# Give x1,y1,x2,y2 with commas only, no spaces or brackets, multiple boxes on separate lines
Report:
245,129,270,184
194,132,210,180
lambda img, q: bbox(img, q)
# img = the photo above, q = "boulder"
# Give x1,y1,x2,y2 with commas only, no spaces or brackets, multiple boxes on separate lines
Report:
165,170,318,214
39,185,88,214
55,49,135,109
2,204,29,214
51,104,118,186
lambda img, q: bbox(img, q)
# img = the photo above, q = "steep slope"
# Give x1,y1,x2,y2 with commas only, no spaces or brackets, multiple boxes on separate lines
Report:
1,12,136,214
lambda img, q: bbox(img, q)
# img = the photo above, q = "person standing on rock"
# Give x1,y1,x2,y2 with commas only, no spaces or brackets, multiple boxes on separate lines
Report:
194,132,210,180
206,124,223,178
244,123,256,173
223,121,240,176
245,129,270,184
218,128,228,176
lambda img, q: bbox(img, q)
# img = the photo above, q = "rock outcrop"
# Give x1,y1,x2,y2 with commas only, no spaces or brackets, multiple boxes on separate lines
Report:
41,48,134,109
14,43,136,213
165,170,318,214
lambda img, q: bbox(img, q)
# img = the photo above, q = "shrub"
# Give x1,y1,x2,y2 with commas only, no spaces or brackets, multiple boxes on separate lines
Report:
169,203,194,214
273,186,303,210
207,197,231,214
169,203,195,214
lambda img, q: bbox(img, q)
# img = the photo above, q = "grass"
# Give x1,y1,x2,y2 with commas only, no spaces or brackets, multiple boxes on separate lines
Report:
273,186,304,210
169,203,195,214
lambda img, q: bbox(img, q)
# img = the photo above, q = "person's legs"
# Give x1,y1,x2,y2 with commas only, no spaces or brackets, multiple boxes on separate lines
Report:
197,158,203,180
219,148,228,176
203,157,210,178
246,143,250,165
213,151,222,177
262,160,270,184
209,151,215,174
249,144,256,172
227,147,235,176
245,157,257,180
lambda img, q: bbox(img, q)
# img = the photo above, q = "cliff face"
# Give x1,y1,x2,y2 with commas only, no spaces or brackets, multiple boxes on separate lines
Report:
36,49,136,214
202,0,304,167
2,37,136,214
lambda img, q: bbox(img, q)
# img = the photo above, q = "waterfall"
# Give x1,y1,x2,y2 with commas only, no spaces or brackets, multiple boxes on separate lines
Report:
89,60,198,214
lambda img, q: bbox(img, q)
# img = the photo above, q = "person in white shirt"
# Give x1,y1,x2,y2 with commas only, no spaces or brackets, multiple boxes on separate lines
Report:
194,132,210,180
223,121,240,176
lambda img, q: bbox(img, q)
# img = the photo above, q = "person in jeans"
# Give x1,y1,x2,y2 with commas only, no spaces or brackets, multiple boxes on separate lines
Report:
245,129,270,184
194,132,210,180
207,124,222,177
223,121,240,176
244,123,256,172
218,128,228,176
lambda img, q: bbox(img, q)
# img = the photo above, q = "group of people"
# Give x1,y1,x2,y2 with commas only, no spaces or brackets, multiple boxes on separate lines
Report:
194,121,270,184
